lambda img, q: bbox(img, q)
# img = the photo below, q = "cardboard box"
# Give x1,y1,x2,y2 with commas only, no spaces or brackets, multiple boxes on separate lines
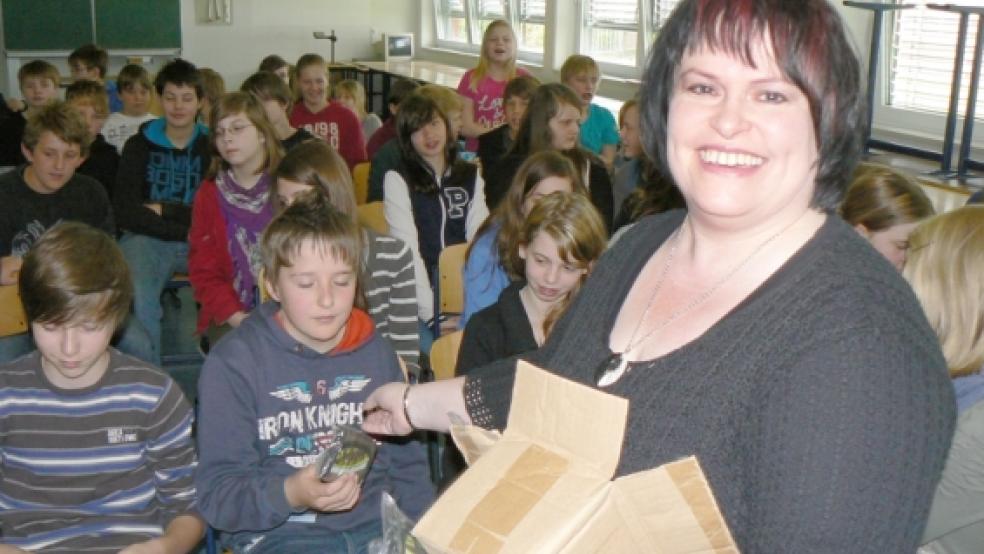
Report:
413,361,738,553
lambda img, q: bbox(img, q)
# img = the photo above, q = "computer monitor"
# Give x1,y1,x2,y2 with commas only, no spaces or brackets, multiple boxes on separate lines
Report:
383,33,414,61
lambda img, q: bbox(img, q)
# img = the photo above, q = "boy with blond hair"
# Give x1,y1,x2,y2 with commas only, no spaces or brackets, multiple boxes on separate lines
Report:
0,60,60,166
0,221,203,553
560,55,619,169
103,64,156,153
196,194,432,553
65,79,119,196
69,43,123,112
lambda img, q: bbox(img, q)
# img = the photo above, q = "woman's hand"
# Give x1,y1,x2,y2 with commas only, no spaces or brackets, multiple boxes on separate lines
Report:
362,382,413,436
284,464,361,513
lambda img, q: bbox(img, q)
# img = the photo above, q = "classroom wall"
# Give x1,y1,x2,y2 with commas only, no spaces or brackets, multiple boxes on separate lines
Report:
179,0,417,90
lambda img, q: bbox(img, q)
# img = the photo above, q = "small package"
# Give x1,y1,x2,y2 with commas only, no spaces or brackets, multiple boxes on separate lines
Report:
412,361,738,553
315,424,378,484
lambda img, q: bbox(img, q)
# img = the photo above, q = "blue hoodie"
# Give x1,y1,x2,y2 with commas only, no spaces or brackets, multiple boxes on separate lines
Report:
195,301,434,543
113,118,211,241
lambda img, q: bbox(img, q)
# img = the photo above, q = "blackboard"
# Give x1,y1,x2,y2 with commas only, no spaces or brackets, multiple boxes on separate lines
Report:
3,0,93,51
95,0,180,49
2,0,180,51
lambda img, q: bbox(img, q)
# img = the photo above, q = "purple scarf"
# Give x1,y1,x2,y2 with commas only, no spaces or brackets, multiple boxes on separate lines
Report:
215,169,273,311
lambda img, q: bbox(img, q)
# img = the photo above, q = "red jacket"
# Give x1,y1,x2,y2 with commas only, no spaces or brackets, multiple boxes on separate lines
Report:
288,101,367,171
189,179,247,333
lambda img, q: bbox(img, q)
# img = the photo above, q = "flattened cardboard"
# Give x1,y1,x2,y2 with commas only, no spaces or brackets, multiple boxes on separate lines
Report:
414,361,737,554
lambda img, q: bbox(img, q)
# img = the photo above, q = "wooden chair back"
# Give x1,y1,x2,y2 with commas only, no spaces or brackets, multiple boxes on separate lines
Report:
0,284,28,337
429,330,462,380
357,202,388,235
352,162,371,205
438,243,468,315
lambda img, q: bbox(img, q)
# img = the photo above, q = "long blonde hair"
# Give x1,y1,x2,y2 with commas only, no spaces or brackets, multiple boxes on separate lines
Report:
469,19,520,92
903,205,984,377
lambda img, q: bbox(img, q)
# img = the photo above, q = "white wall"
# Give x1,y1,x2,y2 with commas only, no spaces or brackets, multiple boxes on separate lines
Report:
180,0,417,89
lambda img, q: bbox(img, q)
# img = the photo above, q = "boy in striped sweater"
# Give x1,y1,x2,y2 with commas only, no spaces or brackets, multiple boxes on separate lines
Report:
0,222,203,553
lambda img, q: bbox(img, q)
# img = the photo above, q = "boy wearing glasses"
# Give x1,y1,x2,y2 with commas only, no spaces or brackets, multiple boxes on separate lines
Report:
114,58,211,366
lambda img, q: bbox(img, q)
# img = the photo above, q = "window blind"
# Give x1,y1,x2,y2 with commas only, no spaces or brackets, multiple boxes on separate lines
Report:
890,2,984,119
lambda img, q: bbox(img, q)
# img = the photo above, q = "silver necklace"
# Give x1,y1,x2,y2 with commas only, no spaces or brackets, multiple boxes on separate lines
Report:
595,215,800,388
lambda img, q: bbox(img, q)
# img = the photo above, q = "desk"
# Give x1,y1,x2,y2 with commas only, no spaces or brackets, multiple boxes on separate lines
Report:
333,60,469,117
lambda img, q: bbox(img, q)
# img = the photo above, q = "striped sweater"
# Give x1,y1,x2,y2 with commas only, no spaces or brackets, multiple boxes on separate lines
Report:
0,350,198,552
364,229,420,376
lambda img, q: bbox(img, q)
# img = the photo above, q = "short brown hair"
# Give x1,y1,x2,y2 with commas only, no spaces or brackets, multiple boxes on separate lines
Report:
69,44,108,78
840,164,935,233
241,71,292,109
199,68,226,108
260,193,365,309
259,54,289,74
208,92,283,178
272,140,357,220
560,55,600,83
20,221,132,329
18,60,60,89
117,64,152,92
504,75,540,103
65,80,110,117
23,101,93,157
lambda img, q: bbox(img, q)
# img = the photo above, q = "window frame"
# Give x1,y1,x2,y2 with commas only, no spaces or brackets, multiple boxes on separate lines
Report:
871,3,984,158
430,0,544,64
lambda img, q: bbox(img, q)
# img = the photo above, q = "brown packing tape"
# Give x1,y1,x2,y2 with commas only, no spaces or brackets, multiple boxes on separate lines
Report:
665,458,739,553
450,444,569,551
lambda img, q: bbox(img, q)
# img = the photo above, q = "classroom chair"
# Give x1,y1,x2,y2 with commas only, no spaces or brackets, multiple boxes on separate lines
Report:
429,330,462,381
352,162,371,205
437,243,468,317
0,284,27,337
356,201,388,235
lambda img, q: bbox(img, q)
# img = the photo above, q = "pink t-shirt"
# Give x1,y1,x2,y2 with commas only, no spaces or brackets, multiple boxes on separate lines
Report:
457,67,530,152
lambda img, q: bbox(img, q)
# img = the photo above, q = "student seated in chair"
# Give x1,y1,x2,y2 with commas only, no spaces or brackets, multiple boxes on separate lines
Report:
0,221,203,553
0,102,152,364
114,59,211,366
195,194,433,554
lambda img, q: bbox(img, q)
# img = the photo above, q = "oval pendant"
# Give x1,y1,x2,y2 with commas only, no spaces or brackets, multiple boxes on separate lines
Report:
595,353,629,388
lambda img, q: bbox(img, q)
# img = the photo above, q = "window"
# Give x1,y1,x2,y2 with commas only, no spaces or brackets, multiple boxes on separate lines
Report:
435,0,469,44
576,0,681,77
516,0,546,54
581,0,639,67
431,0,544,60
889,2,983,118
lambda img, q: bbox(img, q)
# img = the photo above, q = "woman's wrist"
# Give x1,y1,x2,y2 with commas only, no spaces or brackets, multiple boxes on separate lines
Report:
402,383,417,431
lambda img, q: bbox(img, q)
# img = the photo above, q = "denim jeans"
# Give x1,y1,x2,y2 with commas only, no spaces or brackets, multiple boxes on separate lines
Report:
226,519,382,554
0,332,33,363
119,233,189,366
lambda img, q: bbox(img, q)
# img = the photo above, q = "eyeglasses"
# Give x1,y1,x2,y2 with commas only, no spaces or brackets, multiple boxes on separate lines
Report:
215,122,255,139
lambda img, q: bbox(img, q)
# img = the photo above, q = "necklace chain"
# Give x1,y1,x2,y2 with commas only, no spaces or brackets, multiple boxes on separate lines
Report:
618,214,801,362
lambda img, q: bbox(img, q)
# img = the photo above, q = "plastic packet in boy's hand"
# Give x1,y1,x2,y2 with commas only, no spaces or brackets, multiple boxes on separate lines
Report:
367,492,423,554
314,424,378,484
